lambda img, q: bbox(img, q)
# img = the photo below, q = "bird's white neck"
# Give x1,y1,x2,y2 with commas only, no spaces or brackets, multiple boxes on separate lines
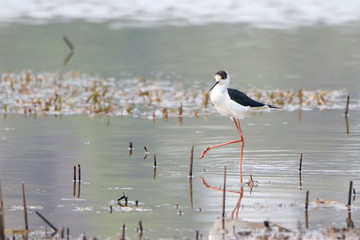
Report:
214,82,228,94
215,76,230,93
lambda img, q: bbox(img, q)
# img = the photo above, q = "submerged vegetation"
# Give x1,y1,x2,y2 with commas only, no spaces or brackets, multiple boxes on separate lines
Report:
0,71,349,119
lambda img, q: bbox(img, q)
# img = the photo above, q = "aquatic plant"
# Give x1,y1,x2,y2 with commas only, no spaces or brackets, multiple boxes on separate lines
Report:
0,71,351,119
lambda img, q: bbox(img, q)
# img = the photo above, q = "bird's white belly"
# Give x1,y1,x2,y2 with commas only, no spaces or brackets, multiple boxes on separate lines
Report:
210,90,249,119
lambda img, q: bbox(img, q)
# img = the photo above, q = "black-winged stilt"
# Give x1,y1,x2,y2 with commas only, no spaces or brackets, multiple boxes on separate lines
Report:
200,70,278,180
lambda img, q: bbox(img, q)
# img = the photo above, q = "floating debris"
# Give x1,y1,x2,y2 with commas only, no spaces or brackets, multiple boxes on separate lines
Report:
10,205,44,211
60,198,86,201
117,193,128,206
72,206,93,212
314,198,342,206
246,174,259,192
0,71,354,119
105,200,152,213
209,218,360,240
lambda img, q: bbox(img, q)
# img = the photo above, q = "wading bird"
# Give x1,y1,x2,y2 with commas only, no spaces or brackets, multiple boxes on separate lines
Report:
200,70,278,180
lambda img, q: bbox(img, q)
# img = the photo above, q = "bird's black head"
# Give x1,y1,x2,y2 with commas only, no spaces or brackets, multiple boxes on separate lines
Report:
215,70,227,80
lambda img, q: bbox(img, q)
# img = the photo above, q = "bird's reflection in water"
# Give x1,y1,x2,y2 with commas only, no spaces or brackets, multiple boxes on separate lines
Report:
202,172,294,240
201,168,267,239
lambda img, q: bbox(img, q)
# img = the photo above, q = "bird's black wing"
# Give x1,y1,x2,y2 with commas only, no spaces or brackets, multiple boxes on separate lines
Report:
227,88,266,107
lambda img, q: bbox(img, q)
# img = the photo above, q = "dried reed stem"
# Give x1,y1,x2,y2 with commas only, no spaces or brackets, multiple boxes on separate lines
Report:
0,180,5,240
189,144,194,177
120,224,126,240
345,95,350,117
305,190,309,229
178,103,183,116
195,230,199,240
305,190,309,210
153,153,157,168
22,183,28,230
78,164,81,182
35,211,57,232
348,181,353,207
67,228,70,240
138,221,143,233
222,166,227,230
73,165,76,182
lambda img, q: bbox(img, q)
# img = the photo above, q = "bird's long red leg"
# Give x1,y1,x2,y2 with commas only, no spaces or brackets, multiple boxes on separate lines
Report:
200,118,245,190
199,177,243,194
231,186,244,219
234,118,245,183
200,139,242,158
200,118,244,159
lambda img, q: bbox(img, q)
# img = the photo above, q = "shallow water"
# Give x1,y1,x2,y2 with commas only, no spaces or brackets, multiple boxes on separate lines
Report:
1,4,360,238
0,108,359,238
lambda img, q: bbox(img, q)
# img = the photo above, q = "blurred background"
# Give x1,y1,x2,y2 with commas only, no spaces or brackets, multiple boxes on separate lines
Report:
1,0,360,95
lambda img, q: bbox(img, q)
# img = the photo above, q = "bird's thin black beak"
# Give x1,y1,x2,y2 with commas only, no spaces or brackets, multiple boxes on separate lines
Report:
209,81,219,92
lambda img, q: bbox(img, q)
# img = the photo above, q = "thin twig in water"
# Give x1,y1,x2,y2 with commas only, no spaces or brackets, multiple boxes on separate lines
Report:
67,228,70,240
120,224,126,240
129,142,133,156
78,164,81,182
305,190,309,229
305,190,309,210
61,227,64,239
73,165,76,182
0,180,5,240
189,144,194,177
345,95,350,117
139,221,143,233
35,211,57,232
178,103,183,116
22,183,29,230
348,181,353,207
189,178,194,209
77,181,81,198
353,188,356,202
153,153,157,168
222,166,227,230
345,115,350,135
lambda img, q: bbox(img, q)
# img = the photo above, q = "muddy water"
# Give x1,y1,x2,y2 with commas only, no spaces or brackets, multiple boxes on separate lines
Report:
0,108,359,239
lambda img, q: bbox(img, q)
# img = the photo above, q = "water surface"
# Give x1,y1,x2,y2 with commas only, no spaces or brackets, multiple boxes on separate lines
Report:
1,3,360,238
0,109,359,238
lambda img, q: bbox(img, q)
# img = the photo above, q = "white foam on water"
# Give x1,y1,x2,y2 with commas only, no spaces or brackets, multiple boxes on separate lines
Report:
1,0,360,28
